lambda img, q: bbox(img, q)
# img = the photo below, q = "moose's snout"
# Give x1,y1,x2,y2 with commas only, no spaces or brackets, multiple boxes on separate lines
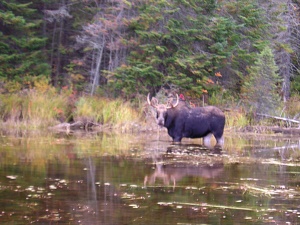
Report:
157,118,164,126
156,113,165,126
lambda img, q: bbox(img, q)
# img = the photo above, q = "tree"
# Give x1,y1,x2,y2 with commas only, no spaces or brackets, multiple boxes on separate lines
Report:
261,0,296,102
241,47,281,115
108,0,270,98
76,0,136,95
0,0,49,89
43,0,73,87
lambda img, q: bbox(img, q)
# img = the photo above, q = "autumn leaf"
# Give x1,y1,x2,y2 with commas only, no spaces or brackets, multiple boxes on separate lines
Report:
215,72,222,77
206,78,214,84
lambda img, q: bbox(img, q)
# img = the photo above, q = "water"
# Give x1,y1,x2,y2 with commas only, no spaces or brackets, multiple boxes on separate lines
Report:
0,131,300,224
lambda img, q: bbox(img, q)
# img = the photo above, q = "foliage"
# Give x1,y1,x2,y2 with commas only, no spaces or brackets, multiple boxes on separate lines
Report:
0,0,50,83
109,0,269,98
1,0,300,123
241,46,282,115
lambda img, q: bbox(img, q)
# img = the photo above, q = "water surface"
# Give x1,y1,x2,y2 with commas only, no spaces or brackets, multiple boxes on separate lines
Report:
0,131,300,224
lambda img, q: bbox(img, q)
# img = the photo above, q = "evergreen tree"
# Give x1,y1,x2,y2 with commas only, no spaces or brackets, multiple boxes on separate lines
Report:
241,47,281,115
109,0,269,98
0,0,49,88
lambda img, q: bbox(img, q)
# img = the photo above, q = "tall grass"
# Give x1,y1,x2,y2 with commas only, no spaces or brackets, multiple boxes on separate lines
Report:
225,110,249,130
74,96,139,129
0,91,69,129
285,95,300,119
0,90,140,130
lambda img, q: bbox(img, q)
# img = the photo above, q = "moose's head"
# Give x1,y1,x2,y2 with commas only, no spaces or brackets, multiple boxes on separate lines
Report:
147,93,179,126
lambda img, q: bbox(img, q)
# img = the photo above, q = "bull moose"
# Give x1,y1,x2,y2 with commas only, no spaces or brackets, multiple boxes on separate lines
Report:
147,94,225,146
144,162,224,188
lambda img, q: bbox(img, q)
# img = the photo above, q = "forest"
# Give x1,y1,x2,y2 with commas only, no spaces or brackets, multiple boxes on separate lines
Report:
1,0,300,129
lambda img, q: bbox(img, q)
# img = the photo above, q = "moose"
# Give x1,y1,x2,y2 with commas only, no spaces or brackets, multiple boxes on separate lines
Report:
144,162,224,188
147,93,225,146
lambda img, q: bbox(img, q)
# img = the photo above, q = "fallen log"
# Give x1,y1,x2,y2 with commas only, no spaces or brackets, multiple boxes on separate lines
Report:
271,127,300,135
49,121,102,132
257,113,300,124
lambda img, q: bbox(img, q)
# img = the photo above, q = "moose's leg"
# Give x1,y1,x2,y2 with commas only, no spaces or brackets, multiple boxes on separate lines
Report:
203,133,212,147
215,135,224,147
172,136,182,143
212,128,225,147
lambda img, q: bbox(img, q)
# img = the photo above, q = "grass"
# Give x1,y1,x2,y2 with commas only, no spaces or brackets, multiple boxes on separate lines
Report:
0,88,299,132
225,110,249,130
0,90,140,131
0,91,69,129
74,96,139,130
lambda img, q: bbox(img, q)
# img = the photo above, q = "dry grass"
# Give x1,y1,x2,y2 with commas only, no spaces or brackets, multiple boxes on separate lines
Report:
73,96,139,129
0,90,140,130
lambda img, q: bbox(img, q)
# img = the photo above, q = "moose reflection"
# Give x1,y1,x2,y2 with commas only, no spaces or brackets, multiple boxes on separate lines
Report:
144,162,224,188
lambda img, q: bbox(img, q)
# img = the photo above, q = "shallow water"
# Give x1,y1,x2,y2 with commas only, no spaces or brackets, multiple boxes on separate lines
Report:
0,131,300,224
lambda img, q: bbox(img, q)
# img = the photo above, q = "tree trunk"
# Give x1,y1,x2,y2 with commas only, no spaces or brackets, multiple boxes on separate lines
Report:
91,39,105,95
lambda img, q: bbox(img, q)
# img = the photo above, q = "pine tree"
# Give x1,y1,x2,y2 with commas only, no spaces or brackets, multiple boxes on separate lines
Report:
0,0,49,87
109,0,270,98
241,47,282,115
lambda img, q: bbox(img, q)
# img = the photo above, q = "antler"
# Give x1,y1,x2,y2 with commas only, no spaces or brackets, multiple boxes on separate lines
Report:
148,93,179,109
166,94,179,109
147,93,159,108
147,93,152,105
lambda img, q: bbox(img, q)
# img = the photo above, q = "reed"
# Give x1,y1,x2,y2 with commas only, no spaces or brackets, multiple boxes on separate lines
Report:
0,90,69,129
23,91,69,128
225,110,249,130
0,93,23,123
74,96,103,123
285,95,300,119
74,96,139,129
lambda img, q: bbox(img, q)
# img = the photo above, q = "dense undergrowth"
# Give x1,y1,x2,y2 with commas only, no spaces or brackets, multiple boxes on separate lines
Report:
0,89,140,130
0,88,299,132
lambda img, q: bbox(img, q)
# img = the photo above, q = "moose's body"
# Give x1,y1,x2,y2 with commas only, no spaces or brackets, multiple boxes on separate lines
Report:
148,94,225,146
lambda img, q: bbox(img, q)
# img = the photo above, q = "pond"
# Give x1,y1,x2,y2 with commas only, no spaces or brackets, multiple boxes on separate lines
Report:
0,130,300,224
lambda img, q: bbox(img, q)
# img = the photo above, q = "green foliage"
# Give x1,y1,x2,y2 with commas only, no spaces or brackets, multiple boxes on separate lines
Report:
291,74,300,94
110,0,270,98
112,62,164,96
241,46,282,115
0,0,298,111
0,0,50,83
